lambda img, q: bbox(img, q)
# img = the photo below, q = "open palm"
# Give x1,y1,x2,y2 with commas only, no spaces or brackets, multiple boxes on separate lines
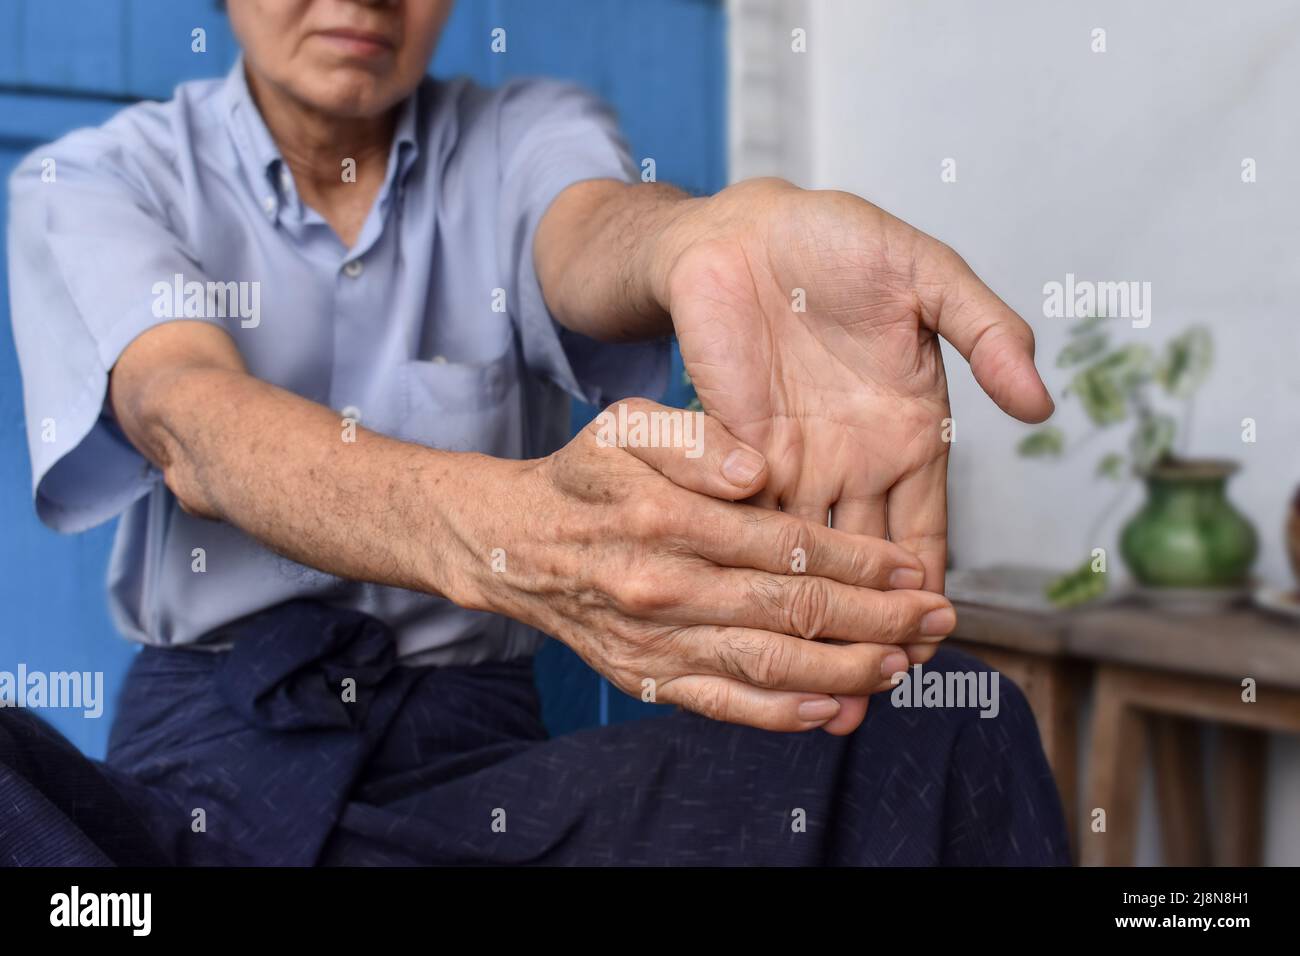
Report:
667,183,1053,729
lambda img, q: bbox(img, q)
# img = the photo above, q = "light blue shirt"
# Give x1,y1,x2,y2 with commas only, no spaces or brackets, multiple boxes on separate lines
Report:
6,62,667,664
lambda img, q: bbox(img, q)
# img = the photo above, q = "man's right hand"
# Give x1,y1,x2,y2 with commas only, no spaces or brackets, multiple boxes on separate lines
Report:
449,398,956,732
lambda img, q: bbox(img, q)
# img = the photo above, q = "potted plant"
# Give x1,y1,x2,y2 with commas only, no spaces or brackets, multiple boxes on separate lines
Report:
1018,315,1257,607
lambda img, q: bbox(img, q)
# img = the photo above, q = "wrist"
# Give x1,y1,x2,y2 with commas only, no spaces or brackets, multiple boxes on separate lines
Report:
649,178,802,315
640,191,709,314
409,451,537,615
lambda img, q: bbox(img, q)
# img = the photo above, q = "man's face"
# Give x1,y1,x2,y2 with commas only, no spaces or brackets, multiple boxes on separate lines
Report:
228,0,454,118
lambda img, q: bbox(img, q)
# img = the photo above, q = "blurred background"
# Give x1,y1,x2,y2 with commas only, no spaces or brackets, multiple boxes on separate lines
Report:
2,0,1298,865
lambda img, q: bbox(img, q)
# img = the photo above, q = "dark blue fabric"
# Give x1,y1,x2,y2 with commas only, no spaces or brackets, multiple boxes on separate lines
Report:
0,600,1069,866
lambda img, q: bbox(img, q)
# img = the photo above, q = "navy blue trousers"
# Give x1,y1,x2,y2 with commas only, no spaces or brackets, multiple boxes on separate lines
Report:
0,601,1069,865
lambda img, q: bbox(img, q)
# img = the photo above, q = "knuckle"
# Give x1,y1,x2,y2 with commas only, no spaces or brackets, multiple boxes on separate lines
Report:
627,496,674,540
785,577,831,640
615,574,674,617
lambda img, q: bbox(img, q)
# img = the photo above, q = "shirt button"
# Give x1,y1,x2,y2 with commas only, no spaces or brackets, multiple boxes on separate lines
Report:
342,259,364,278
279,168,293,192
262,195,276,215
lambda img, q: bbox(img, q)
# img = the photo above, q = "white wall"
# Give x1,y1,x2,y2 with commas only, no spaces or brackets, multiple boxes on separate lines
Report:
729,0,1300,864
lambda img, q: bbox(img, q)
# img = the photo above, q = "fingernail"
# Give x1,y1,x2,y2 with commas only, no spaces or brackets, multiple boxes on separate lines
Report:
880,651,910,680
920,607,957,637
722,448,764,487
888,567,925,590
797,698,840,722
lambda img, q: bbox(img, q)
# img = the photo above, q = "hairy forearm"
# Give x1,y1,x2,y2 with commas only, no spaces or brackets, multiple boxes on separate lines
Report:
535,178,704,342
115,352,514,606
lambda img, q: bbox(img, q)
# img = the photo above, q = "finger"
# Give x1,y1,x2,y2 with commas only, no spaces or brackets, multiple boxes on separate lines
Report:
886,454,949,592
589,397,769,501
782,475,880,736
917,242,1054,424
765,433,832,520
824,486,888,737
656,674,844,732
689,569,954,644
830,493,888,537
691,502,927,590
681,626,914,697
820,692,869,736
904,642,940,666
817,645,919,693
780,497,831,527
827,495,892,728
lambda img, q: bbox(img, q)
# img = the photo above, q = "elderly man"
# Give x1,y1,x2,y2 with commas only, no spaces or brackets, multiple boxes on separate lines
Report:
3,0,1067,865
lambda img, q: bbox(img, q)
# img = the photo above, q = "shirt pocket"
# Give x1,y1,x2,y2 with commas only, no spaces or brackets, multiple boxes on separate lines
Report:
398,347,523,456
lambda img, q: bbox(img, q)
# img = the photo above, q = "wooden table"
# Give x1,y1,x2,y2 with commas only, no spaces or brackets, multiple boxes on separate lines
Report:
948,599,1300,866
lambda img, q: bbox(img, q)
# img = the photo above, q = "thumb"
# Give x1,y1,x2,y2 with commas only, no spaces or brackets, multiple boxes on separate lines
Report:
919,242,1055,424
590,398,769,500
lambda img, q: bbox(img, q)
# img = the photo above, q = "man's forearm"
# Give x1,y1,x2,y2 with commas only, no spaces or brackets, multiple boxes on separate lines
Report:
111,329,510,606
535,178,704,342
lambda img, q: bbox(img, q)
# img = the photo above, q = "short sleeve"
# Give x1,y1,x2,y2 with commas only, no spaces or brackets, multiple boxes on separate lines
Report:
495,79,669,407
6,133,223,533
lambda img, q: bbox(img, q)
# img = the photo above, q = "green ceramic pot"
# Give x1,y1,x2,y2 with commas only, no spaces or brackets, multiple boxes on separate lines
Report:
1119,459,1257,588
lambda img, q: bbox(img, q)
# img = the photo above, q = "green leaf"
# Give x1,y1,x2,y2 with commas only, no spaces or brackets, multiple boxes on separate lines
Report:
1096,453,1126,479
1158,326,1213,398
1096,344,1156,390
1069,345,1155,426
1071,364,1127,426
1129,413,1177,472
1056,333,1108,368
1017,427,1065,457
1045,557,1109,608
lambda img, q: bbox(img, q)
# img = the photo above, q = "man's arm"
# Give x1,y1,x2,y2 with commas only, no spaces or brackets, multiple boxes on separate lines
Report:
107,319,954,732
108,320,491,600
533,179,693,342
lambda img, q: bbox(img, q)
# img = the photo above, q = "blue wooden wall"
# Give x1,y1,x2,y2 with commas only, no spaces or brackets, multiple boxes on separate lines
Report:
0,0,725,755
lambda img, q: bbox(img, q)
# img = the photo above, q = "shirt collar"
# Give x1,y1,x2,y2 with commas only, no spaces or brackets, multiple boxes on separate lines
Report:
221,57,422,227
384,81,422,204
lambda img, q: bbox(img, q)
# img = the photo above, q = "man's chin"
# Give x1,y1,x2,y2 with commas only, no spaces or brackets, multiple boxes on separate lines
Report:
296,73,409,120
